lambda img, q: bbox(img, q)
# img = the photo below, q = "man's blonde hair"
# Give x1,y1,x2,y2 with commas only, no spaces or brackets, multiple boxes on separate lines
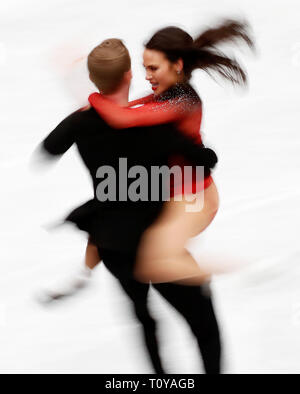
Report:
88,38,131,94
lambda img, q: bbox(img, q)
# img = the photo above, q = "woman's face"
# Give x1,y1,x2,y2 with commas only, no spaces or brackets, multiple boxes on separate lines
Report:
143,49,182,96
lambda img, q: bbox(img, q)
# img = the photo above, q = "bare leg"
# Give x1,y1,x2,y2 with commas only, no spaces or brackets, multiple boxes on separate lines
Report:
134,181,219,285
85,237,101,270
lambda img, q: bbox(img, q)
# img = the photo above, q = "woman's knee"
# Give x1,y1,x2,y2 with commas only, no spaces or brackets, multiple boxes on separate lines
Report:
134,256,175,284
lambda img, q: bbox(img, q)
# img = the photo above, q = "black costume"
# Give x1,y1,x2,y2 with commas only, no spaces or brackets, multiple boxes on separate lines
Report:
41,105,221,374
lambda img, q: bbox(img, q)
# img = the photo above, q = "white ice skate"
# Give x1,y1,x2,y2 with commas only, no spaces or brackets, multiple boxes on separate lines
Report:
36,266,92,304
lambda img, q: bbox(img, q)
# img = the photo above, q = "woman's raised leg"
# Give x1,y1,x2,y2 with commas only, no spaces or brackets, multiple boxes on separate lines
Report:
134,181,219,285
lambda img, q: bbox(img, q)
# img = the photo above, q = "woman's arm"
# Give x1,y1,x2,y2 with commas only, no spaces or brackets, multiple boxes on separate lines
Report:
128,94,154,107
88,93,186,129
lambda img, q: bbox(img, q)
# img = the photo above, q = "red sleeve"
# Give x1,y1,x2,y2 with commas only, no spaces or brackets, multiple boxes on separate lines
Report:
88,92,186,129
128,94,154,107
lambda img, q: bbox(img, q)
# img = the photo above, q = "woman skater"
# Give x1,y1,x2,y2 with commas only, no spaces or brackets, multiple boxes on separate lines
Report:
88,19,254,284
38,35,219,301
39,38,222,373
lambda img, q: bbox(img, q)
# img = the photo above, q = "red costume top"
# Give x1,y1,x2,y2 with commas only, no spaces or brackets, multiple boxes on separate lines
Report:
89,83,213,196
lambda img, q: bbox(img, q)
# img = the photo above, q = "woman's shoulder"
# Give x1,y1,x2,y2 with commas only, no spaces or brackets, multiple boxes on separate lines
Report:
156,83,202,107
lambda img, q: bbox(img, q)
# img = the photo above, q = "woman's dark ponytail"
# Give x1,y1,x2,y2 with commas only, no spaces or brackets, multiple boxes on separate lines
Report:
191,19,254,84
193,19,254,50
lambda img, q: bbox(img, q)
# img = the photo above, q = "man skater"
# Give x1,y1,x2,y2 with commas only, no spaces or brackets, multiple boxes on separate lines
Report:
40,39,221,374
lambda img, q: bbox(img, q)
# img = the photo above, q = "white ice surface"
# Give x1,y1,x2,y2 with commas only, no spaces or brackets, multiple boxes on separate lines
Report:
0,0,300,374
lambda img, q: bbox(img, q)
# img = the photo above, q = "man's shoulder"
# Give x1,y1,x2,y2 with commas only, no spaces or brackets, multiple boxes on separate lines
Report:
79,104,91,112
62,105,105,128
68,105,94,120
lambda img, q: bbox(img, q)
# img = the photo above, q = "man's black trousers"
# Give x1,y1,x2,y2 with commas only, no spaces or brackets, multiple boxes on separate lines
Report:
99,248,222,374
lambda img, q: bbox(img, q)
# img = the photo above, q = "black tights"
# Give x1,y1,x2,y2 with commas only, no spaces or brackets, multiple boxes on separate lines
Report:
100,248,222,374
